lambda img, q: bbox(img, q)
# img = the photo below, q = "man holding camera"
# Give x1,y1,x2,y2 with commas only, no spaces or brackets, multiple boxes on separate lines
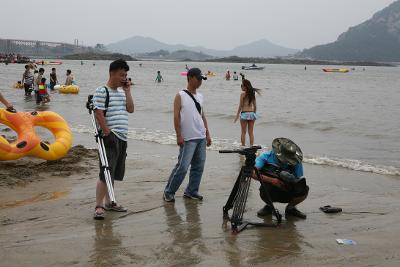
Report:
253,138,309,219
92,59,134,220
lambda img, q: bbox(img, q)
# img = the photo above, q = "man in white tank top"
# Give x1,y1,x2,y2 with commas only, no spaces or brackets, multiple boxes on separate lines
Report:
164,68,212,202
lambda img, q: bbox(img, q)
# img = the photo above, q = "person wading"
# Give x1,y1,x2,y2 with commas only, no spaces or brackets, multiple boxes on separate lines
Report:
234,79,261,146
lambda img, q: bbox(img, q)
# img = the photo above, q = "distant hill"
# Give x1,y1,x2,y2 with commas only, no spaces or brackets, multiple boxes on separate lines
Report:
106,36,298,58
137,49,214,61
63,52,136,61
207,56,394,67
299,0,400,62
230,39,298,57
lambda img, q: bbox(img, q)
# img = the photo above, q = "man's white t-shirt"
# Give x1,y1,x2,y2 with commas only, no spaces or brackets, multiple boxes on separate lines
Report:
179,90,206,141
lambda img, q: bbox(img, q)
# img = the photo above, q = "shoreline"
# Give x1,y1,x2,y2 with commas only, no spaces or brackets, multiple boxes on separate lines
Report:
1,140,400,266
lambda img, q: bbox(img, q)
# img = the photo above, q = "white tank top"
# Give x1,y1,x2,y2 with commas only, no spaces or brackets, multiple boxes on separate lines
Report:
179,90,206,141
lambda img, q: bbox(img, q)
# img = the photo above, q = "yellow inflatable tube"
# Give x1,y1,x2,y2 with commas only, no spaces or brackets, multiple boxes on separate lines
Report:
13,83,24,89
0,108,73,161
59,85,80,94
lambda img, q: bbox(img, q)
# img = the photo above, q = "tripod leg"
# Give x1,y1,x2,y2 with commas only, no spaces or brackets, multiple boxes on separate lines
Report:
223,169,242,215
90,111,116,204
257,168,282,224
98,138,116,203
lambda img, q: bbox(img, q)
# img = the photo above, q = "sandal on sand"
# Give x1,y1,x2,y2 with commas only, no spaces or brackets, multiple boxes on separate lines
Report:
320,205,342,214
104,203,127,212
94,206,105,220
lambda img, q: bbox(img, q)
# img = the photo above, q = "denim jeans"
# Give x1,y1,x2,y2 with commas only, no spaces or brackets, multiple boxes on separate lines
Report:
164,138,206,195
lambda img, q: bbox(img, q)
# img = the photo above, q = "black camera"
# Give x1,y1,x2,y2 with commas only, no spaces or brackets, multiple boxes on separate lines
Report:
86,95,94,111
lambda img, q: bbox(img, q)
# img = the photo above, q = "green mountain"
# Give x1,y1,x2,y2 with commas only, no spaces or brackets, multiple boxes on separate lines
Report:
300,0,400,62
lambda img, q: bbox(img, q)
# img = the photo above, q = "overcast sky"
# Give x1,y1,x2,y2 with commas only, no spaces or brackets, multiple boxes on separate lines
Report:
1,0,396,50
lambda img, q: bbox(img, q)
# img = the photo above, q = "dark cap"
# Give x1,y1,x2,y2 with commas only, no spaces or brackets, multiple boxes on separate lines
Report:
187,68,207,80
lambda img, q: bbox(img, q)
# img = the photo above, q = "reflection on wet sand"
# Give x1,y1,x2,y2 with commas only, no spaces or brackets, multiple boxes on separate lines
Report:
90,220,123,266
248,220,304,265
161,200,209,265
223,217,304,266
0,191,68,209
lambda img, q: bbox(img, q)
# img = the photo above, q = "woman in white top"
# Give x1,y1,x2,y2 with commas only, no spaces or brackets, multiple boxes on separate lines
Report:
234,79,261,146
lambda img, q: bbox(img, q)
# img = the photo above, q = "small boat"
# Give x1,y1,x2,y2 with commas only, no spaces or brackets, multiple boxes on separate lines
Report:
241,64,264,70
322,68,349,73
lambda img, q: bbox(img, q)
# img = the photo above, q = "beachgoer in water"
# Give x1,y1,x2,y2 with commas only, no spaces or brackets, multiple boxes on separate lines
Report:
35,68,44,104
185,64,189,71
234,79,260,146
92,59,134,220
49,68,58,90
233,71,239,80
21,65,34,96
155,71,164,83
253,138,309,219
38,77,50,104
163,68,211,203
239,72,245,81
65,69,74,85
225,70,231,81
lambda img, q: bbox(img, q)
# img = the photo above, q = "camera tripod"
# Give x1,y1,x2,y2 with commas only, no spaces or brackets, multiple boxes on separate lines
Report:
219,146,282,233
86,95,116,205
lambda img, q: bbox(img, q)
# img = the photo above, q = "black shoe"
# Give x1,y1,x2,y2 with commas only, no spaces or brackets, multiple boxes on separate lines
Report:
257,205,273,216
183,192,203,201
163,192,175,202
285,206,307,219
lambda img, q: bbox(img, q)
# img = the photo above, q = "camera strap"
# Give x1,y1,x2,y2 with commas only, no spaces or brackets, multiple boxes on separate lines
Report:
103,86,110,116
183,90,202,115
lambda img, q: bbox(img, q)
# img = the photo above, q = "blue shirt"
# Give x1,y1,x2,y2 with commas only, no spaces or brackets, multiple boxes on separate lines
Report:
255,150,304,178
93,86,128,141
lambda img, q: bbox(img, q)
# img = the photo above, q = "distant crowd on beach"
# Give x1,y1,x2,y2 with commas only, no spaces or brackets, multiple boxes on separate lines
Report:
0,53,30,64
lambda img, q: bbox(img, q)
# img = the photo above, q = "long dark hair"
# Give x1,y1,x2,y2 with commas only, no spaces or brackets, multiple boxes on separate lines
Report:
242,79,261,105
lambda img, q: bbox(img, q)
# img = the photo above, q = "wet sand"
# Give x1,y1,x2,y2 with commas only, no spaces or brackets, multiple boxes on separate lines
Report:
1,140,400,266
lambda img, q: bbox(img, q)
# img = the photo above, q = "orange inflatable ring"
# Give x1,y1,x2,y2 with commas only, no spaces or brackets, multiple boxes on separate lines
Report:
0,108,73,161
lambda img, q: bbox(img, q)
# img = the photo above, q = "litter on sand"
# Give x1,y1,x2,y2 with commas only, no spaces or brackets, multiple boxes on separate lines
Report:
336,239,357,245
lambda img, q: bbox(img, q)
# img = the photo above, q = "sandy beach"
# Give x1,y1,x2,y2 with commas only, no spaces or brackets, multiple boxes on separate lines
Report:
1,139,399,267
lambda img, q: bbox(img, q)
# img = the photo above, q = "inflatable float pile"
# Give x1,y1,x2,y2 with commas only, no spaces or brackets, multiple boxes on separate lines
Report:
0,108,72,161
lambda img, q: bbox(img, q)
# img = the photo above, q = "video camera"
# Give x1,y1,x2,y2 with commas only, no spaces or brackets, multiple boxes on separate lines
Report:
260,163,307,195
219,146,261,169
86,95,94,112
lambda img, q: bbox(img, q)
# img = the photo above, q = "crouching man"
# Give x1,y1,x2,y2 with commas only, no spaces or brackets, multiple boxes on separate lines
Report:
253,138,309,219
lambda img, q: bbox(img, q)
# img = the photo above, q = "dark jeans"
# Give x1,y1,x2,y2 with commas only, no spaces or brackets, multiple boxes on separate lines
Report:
35,91,42,104
24,83,32,95
260,180,309,204
98,132,127,183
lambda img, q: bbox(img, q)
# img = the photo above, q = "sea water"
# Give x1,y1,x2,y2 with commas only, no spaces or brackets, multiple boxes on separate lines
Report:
0,60,399,176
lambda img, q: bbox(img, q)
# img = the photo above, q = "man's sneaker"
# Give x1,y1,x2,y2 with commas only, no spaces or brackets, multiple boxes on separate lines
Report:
163,192,175,202
285,206,307,219
183,192,203,201
257,205,273,216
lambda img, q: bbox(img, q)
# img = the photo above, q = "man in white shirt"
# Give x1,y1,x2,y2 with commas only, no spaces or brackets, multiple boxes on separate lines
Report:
164,68,212,202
